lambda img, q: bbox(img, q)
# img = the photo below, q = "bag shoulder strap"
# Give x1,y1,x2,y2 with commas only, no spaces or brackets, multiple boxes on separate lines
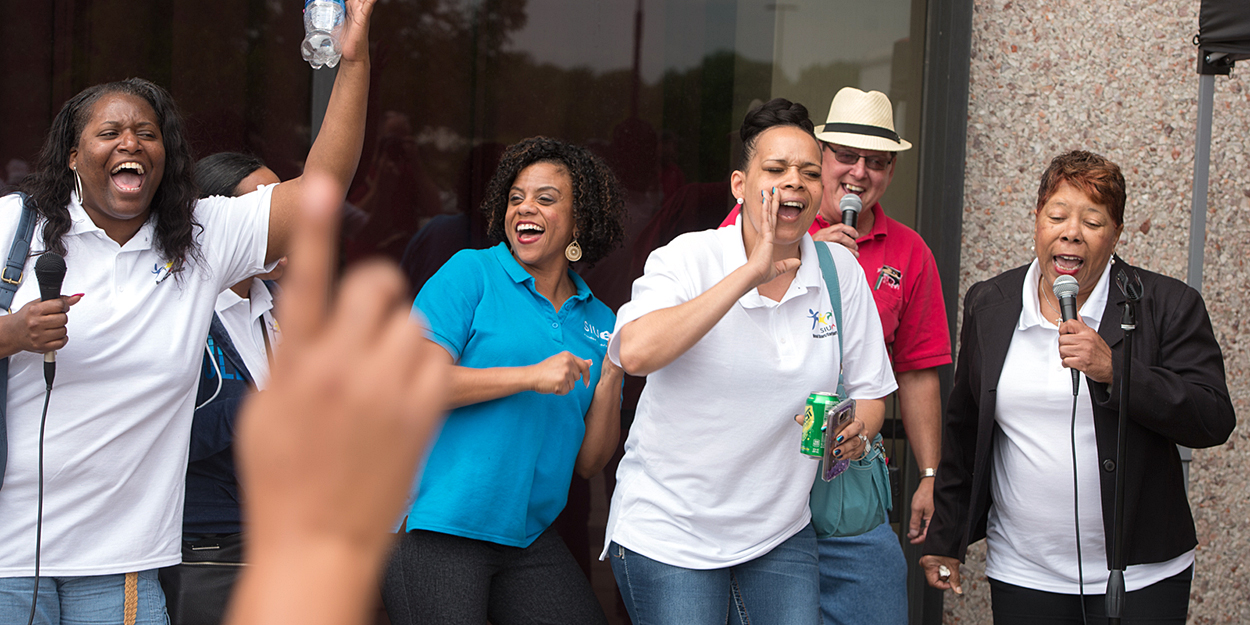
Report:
814,242,846,397
1,193,38,312
0,192,37,489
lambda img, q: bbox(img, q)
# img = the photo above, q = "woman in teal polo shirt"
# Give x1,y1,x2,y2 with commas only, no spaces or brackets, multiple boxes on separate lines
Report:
382,137,626,625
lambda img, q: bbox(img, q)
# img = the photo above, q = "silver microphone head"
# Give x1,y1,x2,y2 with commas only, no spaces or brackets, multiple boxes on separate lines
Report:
839,193,862,215
1052,275,1079,300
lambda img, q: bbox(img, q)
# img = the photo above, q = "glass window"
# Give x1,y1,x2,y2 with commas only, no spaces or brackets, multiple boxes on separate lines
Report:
0,1,313,189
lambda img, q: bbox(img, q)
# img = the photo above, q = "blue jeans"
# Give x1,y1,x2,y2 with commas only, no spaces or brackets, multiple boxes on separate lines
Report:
817,522,907,625
0,569,169,625
608,524,820,625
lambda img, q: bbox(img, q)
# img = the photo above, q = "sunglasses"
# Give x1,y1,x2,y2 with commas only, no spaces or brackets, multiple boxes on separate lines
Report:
824,145,894,171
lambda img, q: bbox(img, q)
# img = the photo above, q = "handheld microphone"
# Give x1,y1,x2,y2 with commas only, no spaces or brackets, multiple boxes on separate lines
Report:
35,252,66,387
1052,275,1080,395
840,193,862,229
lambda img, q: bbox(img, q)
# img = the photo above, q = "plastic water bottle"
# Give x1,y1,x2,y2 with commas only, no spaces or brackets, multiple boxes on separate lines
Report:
301,0,346,69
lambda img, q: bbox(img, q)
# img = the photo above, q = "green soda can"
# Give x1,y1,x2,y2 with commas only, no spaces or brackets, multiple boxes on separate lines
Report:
801,392,838,457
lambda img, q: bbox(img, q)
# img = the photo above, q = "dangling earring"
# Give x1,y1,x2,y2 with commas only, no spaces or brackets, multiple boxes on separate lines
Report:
565,239,583,263
72,167,83,201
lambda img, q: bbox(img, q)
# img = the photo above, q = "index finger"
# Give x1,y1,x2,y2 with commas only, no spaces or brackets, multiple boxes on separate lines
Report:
760,188,778,234
279,173,344,345
578,358,592,387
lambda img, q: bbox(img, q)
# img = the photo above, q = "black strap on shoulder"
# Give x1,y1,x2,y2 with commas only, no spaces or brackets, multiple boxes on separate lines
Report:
0,192,38,489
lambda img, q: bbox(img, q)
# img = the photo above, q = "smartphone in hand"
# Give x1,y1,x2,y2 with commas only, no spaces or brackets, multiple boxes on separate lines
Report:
821,398,856,481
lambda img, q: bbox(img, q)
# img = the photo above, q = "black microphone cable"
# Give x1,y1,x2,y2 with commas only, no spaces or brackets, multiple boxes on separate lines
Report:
1052,273,1089,624
1069,385,1088,625
25,376,53,625
27,251,65,625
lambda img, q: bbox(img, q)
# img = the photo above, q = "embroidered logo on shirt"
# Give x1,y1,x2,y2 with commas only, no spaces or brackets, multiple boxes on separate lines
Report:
584,321,611,345
808,309,837,339
874,265,902,291
152,261,174,285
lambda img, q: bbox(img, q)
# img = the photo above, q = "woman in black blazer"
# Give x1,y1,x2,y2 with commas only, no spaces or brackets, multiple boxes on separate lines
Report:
920,151,1235,624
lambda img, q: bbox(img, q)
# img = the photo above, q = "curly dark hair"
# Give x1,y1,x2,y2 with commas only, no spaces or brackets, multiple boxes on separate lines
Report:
1036,150,1127,227
738,98,818,170
482,137,625,267
20,78,200,272
195,152,267,199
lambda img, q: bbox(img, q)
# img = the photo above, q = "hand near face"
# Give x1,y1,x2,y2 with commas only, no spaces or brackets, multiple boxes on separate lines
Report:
1058,316,1114,384
744,188,802,286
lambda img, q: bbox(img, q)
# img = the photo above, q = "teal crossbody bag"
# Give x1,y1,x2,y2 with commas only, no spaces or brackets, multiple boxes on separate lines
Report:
808,242,892,538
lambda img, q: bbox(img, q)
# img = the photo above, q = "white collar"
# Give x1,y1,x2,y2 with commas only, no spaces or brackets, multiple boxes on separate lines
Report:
1020,258,1112,330
66,192,157,251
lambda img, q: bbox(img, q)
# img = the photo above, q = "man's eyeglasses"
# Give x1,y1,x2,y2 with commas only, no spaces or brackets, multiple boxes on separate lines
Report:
825,145,894,171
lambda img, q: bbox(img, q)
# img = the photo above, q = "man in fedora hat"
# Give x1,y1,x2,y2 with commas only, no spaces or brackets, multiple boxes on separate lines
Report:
811,87,950,624
721,86,950,623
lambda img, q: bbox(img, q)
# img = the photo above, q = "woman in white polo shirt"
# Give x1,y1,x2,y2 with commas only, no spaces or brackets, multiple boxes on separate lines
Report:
0,2,376,622
604,98,896,624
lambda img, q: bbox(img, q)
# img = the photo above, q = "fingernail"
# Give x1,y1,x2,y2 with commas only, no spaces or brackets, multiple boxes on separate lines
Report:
833,449,842,457
835,434,844,443
71,293,84,298
954,585,963,595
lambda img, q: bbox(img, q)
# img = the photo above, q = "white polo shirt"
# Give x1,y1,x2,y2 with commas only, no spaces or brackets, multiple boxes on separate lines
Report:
602,224,896,569
214,278,279,391
0,189,272,577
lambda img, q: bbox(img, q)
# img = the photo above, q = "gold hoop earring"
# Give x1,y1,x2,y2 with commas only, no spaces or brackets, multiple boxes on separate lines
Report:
565,239,583,263
72,167,83,201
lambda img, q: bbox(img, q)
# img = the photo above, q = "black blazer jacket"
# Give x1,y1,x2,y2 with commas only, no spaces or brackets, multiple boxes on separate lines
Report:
924,259,1236,568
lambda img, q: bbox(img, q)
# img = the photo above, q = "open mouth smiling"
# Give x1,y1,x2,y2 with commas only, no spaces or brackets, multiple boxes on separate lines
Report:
515,222,545,244
110,162,146,193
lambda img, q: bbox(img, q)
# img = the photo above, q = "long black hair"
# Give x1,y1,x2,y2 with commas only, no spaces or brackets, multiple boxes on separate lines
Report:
21,78,200,271
482,137,625,267
195,152,267,199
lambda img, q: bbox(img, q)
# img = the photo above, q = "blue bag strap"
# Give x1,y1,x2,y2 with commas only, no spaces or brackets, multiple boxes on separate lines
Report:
0,192,38,489
813,242,846,398
815,241,893,515
0,193,37,312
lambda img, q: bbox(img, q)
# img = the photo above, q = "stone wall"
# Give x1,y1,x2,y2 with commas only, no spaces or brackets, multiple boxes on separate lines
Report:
947,0,1249,622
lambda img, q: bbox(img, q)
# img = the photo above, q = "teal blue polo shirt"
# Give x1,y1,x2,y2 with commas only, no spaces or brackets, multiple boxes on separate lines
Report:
407,243,615,547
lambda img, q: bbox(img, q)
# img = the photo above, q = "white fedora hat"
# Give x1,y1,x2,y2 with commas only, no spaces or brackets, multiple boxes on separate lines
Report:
814,87,912,152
